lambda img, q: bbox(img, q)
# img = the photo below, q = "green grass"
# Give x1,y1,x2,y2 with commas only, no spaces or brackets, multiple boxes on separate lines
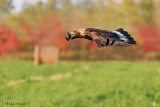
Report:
0,61,160,107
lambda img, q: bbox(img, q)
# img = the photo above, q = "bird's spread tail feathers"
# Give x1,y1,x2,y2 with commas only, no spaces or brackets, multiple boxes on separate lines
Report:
112,28,136,44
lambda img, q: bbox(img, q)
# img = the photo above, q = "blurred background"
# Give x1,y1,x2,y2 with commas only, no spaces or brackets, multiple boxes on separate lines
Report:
0,0,160,60
0,0,160,107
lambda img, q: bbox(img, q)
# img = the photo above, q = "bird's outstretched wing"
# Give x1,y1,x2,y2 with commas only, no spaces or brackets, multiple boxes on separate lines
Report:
85,28,136,48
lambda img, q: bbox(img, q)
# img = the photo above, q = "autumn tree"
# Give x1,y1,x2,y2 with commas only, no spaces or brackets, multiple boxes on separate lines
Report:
135,23,160,52
138,0,154,25
0,0,12,17
120,0,154,25
0,24,21,54
1,0,159,57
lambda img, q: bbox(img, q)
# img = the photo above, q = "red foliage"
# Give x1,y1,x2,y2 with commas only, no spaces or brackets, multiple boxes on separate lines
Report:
134,23,160,52
0,25,21,54
22,16,68,51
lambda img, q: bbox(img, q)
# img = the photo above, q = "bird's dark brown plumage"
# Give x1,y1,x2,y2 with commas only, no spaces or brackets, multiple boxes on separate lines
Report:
66,28,136,48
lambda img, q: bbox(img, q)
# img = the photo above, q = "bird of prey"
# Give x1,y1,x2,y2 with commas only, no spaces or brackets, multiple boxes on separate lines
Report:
66,28,136,48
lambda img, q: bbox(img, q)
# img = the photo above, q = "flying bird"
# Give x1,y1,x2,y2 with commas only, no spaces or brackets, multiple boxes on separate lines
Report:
66,28,136,48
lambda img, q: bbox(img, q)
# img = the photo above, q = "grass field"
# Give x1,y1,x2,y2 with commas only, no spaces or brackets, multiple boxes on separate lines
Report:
0,61,160,107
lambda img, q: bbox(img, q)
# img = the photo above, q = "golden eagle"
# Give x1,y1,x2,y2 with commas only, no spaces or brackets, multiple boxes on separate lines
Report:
66,28,136,48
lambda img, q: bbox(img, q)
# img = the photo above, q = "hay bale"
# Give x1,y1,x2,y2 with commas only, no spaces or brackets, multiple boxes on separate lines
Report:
34,45,59,65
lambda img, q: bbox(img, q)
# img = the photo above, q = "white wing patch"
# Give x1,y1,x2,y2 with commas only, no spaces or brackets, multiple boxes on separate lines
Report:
112,31,128,42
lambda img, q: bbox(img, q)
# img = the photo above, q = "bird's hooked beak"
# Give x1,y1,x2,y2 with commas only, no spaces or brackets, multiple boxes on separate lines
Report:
66,31,76,42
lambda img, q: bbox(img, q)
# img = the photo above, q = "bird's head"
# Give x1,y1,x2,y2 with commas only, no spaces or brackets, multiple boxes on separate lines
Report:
66,31,76,42
66,29,85,42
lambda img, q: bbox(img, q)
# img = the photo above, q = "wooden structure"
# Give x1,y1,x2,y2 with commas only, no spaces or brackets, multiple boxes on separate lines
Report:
34,45,59,65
